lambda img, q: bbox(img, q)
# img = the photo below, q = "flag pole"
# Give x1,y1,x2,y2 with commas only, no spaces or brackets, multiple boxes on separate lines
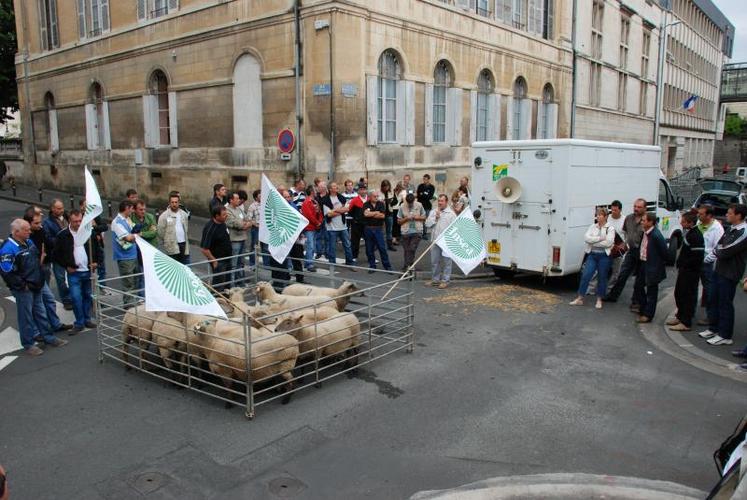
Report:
199,275,270,332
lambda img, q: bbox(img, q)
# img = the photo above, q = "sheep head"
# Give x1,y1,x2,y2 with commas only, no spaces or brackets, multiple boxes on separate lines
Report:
227,287,247,303
274,314,305,334
255,282,275,301
340,281,360,296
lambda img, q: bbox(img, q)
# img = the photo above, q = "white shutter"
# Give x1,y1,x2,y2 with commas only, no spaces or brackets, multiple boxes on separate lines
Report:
49,0,59,48
39,0,49,51
547,102,558,138
404,81,415,146
168,0,178,11
488,93,500,140
447,88,463,146
469,90,477,145
366,75,378,146
168,91,178,147
396,80,406,145
77,0,87,38
424,83,433,146
100,0,110,31
49,109,59,152
143,95,156,148
102,101,112,149
536,103,545,139
137,0,146,20
505,98,513,140
85,103,98,150
520,99,532,140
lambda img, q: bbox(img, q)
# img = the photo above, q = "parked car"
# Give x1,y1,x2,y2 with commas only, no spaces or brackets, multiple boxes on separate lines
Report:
692,180,745,227
706,414,746,499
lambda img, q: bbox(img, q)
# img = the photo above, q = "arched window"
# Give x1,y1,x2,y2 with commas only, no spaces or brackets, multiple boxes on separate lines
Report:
377,50,401,143
476,70,495,141
537,83,558,139
512,76,528,139
432,61,453,143
86,82,110,150
44,92,59,152
144,70,177,147
233,54,263,148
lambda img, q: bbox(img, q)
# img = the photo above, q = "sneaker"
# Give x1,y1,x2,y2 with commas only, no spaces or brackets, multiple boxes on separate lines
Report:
669,323,691,332
306,267,317,273
425,280,438,287
569,298,583,306
56,323,73,331
84,321,97,329
70,326,84,336
49,338,69,347
698,329,717,339
595,299,603,309
706,335,733,346
26,345,44,356
438,282,448,289
665,318,681,326
99,288,114,296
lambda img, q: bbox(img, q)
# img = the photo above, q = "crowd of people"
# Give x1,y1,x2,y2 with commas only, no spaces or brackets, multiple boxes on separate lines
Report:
569,198,747,369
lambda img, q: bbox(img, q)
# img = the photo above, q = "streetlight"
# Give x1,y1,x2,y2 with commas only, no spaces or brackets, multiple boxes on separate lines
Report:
653,11,682,146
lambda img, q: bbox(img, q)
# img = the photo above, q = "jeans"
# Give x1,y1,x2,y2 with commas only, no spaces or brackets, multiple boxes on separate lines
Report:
68,271,93,328
249,227,259,266
260,242,271,266
422,209,431,239
401,233,422,269
700,262,715,308
327,229,354,265
211,259,232,292
674,268,700,327
231,241,246,285
587,255,623,294
315,225,327,258
169,242,190,265
431,245,452,282
578,252,611,297
117,258,140,308
605,247,640,301
363,227,392,270
40,282,64,331
303,230,317,269
51,262,72,306
707,273,738,339
351,223,364,260
13,288,58,349
385,215,394,243
97,256,106,281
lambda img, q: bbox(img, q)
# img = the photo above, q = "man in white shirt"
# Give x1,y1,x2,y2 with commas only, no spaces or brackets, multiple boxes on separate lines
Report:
157,192,190,264
696,204,724,325
425,194,457,289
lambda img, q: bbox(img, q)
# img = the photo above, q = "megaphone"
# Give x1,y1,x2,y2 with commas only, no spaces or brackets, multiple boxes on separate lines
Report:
495,176,522,204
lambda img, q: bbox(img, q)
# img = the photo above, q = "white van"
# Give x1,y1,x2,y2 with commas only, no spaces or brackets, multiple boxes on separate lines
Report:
736,166,747,186
471,139,683,277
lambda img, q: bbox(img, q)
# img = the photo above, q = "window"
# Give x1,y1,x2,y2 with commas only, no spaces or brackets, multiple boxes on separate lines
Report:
38,0,60,51
85,83,111,150
542,0,554,40
640,81,648,116
377,50,400,144
45,92,59,152
538,84,556,139
433,61,452,144
619,16,630,70
512,77,529,140
233,54,263,148
590,63,602,107
77,0,110,39
143,70,178,147
641,29,651,79
591,0,604,60
477,0,490,16
137,0,178,21
496,0,553,40
617,72,627,111
476,70,494,141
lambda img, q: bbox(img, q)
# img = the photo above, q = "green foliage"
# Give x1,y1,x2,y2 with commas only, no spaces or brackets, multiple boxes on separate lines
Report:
724,114,747,137
0,0,17,124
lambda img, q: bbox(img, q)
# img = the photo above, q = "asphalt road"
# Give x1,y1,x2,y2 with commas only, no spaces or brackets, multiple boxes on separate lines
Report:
0,197,744,499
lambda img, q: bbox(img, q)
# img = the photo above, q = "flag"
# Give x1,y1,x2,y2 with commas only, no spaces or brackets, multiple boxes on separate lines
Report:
135,236,227,319
683,95,698,114
73,166,104,247
259,174,308,263
435,209,487,276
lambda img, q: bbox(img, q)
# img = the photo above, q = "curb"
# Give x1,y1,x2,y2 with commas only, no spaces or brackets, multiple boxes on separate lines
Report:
638,289,747,384
410,473,706,499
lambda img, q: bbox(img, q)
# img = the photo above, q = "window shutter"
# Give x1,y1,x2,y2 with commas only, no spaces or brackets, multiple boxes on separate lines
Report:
505,98,513,140
488,93,500,140
143,95,155,148
447,88,463,146
424,83,433,146
102,101,112,149
85,103,98,150
469,90,477,145
546,0,554,39
168,92,178,147
547,102,558,138
168,0,178,11
39,0,49,51
49,0,59,48
366,75,378,146
77,0,86,38
137,0,146,20
536,103,545,139
396,80,406,145
100,0,110,31
49,109,59,152
404,81,415,146
520,99,532,140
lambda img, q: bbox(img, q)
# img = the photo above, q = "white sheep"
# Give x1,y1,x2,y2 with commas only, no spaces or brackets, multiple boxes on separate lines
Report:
121,304,161,368
255,281,345,311
282,282,360,306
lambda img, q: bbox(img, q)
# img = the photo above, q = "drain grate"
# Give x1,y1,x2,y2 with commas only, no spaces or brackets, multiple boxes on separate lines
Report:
131,471,169,495
268,476,307,498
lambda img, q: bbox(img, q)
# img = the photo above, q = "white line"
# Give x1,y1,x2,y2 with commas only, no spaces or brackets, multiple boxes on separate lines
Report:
0,355,18,372
4,295,15,303
0,326,22,356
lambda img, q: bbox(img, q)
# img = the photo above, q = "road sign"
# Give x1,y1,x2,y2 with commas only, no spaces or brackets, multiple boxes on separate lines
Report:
277,129,295,154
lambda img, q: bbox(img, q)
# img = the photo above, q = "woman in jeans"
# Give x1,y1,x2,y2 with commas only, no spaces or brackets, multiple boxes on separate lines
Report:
380,179,397,251
570,207,616,309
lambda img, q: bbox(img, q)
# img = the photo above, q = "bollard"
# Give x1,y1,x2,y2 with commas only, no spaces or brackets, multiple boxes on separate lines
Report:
69,194,74,210
107,201,112,218
38,188,43,202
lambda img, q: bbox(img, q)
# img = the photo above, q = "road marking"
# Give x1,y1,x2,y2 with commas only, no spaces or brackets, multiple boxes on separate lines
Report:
0,355,18,372
0,326,22,356
4,295,15,303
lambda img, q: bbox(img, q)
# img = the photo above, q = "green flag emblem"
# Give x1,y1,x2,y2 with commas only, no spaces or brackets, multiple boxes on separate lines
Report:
443,217,484,260
153,252,213,306
264,189,302,247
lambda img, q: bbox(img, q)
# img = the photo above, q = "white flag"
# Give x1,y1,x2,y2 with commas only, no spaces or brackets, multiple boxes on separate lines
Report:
435,209,487,276
259,174,308,263
73,166,103,247
135,236,227,319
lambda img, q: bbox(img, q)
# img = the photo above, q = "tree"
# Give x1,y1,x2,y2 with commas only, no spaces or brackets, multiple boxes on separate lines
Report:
0,0,17,125
724,114,747,137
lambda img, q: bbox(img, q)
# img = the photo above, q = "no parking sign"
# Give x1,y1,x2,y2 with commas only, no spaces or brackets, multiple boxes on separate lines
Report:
277,129,296,154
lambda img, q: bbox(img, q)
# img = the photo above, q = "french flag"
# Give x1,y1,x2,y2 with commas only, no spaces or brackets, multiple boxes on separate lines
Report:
683,95,698,113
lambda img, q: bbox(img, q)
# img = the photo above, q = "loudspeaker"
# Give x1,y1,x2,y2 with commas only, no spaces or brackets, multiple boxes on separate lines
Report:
495,176,522,204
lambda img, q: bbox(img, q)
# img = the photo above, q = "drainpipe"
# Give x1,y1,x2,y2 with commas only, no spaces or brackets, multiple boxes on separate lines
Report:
328,16,335,182
570,0,577,138
294,0,304,177
653,10,668,146
18,0,37,166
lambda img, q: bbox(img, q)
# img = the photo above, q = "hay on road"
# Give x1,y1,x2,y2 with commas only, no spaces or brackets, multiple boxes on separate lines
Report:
423,283,560,314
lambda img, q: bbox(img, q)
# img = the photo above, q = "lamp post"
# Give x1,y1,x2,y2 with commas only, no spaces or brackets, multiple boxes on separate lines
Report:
653,10,681,146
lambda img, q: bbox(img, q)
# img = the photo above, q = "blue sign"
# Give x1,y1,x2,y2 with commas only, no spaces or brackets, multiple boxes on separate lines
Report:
341,84,358,97
313,84,331,96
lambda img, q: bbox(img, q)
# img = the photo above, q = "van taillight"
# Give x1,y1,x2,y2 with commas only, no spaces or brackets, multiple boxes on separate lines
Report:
552,247,561,266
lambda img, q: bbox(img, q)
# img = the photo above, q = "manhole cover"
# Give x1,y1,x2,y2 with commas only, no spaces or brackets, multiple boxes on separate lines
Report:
131,471,169,495
268,476,307,498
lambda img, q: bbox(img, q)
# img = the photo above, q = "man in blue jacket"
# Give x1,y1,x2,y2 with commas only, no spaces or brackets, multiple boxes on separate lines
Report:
635,213,667,323
0,219,68,356
42,198,73,310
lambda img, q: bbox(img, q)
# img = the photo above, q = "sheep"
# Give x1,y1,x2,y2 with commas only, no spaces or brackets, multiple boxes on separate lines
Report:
121,304,161,368
282,281,359,300
255,281,345,311
189,317,299,405
149,312,192,382
274,311,361,378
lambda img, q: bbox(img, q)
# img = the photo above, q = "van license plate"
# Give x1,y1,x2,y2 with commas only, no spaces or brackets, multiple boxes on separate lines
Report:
488,241,501,254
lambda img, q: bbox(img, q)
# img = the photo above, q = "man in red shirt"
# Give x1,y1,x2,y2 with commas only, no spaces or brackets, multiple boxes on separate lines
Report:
348,183,368,263
301,188,323,272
